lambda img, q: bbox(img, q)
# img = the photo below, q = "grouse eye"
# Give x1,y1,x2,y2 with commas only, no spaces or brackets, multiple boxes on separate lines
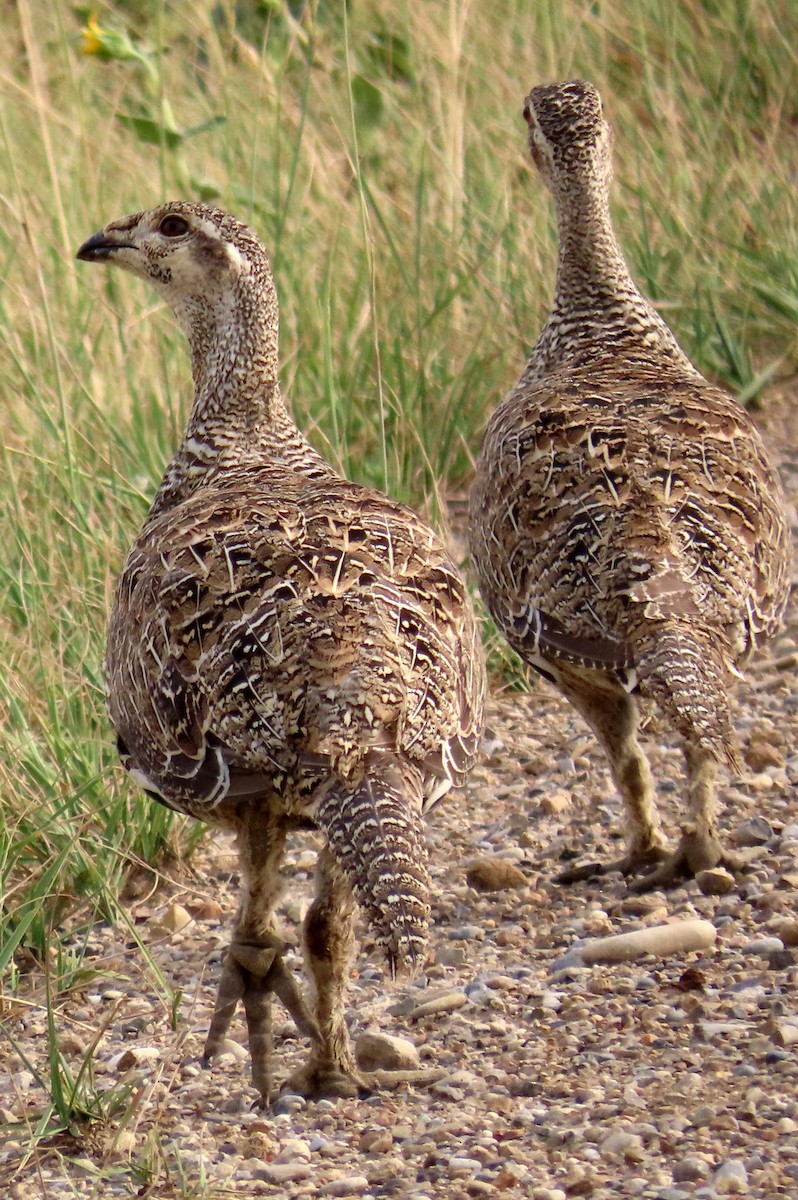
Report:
158,215,190,238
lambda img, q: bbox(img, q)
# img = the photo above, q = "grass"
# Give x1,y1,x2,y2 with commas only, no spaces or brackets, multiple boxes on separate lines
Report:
1,0,797,1187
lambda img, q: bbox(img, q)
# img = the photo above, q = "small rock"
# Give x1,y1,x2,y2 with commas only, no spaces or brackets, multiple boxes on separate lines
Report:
111,1046,161,1071
271,1092,306,1115
436,944,467,966
213,1038,248,1062
448,1156,484,1175
410,990,468,1020
359,1128,393,1154
355,1030,420,1071
160,903,192,932
712,1159,748,1193
775,919,798,947
466,857,527,892
253,1162,312,1184
599,1131,644,1161
317,1176,370,1196
742,936,783,958
275,1139,311,1163
540,792,571,816
449,924,486,941
676,967,706,991
193,900,224,920
696,868,737,896
769,1019,798,1047
581,920,716,965
742,742,783,771
672,1157,711,1183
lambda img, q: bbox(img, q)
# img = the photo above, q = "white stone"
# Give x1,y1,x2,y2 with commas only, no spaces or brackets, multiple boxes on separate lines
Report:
599,1131,645,1161
276,1138,312,1163
317,1177,370,1196
713,1159,749,1193
355,1029,420,1071
581,920,716,964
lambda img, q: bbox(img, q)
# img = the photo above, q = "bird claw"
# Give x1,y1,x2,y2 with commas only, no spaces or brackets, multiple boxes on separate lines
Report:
627,827,748,893
203,934,321,1104
281,1059,366,1101
555,844,669,885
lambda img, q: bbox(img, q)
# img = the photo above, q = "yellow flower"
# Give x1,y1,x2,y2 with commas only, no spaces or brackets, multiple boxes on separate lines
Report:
79,15,104,58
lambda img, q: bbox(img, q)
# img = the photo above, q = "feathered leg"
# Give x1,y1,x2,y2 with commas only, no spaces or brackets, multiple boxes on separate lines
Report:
630,744,746,891
283,759,447,1098
554,676,669,884
203,806,320,1103
283,846,363,1098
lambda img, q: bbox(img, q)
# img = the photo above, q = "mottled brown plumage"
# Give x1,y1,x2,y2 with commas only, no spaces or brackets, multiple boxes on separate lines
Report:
470,81,789,889
78,201,485,1100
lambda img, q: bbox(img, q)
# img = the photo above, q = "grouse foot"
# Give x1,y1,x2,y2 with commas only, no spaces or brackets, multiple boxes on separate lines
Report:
203,934,320,1104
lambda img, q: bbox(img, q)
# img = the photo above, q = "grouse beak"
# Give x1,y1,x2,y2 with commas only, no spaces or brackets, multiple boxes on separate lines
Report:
76,230,135,262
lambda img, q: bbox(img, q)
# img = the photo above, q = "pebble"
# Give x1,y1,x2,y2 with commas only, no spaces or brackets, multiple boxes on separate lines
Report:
769,1018,798,1046
253,1162,313,1184
355,1030,420,1071
712,1159,749,1193
672,1156,711,1183
436,944,467,966
272,1093,306,1115
580,920,716,964
213,1037,248,1062
359,1128,393,1154
599,1131,645,1161
466,857,527,891
742,936,784,958
696,867,737,896
110,1046,161,1071
160,903,192,932
317,1176,370,1195
410,990,468,1020
541,791,571,815
448,1156,484,1175
732,817,774,846
449,924,486,941
276,1138,312,1163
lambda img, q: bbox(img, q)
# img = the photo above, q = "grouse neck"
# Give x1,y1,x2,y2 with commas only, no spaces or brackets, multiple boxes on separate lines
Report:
528,177,694,378
552,183,631,310
181,284,283,443
148,281,331,517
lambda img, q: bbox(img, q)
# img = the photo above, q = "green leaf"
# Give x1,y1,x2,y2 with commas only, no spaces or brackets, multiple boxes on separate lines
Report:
365,30,413,83
116,114,184,150
182,115,227,142
351,75,384,129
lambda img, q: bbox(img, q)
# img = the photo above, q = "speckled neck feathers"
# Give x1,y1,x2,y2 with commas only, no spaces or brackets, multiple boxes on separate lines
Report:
141,208,331,516
524,81,694,380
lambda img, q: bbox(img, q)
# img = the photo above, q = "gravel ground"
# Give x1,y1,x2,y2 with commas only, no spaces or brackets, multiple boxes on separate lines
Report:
2,393,797,1199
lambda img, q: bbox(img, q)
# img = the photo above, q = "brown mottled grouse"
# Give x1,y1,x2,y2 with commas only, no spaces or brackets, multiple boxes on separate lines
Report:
77,202,485,1100
470,81,790,891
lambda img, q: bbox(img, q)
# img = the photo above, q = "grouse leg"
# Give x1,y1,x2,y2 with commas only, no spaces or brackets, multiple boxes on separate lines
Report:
554,678,669,884
203,808,320,1103
282,847,363,1098
629,746,746,891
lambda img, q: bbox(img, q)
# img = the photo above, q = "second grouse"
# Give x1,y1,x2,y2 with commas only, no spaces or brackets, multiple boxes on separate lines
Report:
470,81,789,891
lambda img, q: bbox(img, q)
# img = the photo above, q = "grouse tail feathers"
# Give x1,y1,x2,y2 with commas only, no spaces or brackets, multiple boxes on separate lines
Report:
314,752,430,975
637,624,742,774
